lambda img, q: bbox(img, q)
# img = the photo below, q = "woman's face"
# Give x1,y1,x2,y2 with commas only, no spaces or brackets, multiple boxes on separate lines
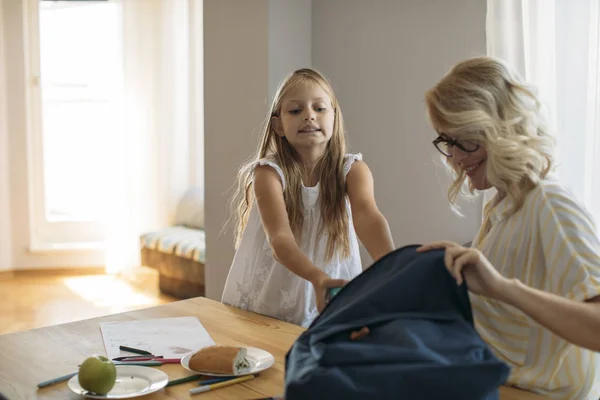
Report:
437,133,491,191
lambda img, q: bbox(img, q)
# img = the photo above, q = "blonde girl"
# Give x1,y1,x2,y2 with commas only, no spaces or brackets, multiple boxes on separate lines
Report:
221,68,395,327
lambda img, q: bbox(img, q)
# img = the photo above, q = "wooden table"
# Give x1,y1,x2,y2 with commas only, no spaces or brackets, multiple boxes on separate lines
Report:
0,297,545,399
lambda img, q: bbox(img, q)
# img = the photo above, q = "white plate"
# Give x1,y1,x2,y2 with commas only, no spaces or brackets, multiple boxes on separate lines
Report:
67,365,168,399
181,346,275,377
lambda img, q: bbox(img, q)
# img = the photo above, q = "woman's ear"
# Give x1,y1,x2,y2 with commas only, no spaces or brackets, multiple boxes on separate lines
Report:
271,116,284,137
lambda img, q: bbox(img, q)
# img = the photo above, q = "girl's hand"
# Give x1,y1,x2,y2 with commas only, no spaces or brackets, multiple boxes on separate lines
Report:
417,241,511,300
310,272,348,312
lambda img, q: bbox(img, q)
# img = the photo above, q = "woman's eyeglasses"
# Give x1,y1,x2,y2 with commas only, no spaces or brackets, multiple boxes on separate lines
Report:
432,136,480,157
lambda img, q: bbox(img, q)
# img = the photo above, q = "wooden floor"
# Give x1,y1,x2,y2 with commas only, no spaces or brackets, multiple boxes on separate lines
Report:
0,267,177,335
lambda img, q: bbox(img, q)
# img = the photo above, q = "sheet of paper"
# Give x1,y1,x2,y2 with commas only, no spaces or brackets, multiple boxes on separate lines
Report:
100,316,215,359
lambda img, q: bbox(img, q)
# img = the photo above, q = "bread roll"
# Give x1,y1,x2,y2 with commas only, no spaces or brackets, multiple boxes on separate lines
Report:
189,345,250,374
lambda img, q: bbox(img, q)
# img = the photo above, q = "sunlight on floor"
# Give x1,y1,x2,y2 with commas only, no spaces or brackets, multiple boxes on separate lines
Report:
63,275,158,309
1,269,175,335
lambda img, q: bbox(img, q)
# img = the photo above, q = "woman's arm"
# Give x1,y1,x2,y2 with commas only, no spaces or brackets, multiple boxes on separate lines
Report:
346,160,395,263
419,181,600,351
499,279,600,352
418,242,600,352
254,165,346,311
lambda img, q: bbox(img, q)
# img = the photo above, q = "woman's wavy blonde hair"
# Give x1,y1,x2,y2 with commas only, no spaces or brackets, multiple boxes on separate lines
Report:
230,68,350,262
425,56,555,216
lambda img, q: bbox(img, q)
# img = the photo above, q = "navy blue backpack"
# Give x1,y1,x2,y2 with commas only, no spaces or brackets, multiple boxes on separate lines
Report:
284,245,510,400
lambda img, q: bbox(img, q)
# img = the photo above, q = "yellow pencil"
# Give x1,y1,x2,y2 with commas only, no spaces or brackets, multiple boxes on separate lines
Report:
189,374,255,395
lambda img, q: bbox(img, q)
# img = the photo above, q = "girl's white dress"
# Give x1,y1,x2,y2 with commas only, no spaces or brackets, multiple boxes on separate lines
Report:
221,153,364,327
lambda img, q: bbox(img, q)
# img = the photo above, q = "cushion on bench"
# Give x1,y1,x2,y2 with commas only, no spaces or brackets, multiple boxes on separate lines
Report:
140,226,206,264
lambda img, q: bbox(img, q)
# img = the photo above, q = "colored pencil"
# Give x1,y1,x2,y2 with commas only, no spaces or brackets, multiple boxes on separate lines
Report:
198,376,237,386
118,345,152,355
37,372,78,388
166,374,204,387
189,375,254,395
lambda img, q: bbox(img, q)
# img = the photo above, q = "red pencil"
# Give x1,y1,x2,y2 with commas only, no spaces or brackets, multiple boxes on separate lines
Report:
118,357,181,364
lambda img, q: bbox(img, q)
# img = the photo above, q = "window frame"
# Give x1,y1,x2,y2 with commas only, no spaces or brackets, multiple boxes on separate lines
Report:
23,0,120,252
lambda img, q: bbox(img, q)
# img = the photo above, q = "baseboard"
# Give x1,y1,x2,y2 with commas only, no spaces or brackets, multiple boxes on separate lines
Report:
0,266,106,278
0,270,14,280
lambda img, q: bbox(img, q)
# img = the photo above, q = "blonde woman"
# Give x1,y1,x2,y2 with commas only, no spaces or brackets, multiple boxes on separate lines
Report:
418,56,600,399
221,68,394,327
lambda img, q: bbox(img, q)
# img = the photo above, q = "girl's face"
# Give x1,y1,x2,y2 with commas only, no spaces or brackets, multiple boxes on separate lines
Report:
437,132,491,191
273,82,335,155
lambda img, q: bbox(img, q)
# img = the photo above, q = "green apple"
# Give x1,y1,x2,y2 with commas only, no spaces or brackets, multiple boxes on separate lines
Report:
78,355,117,395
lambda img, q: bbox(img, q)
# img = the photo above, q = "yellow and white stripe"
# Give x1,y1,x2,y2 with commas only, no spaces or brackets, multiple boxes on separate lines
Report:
471,176,600,400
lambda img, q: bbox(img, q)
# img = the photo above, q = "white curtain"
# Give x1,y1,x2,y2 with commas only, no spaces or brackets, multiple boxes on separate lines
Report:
0,0,12,270
486,0,600,228
104,0,203,275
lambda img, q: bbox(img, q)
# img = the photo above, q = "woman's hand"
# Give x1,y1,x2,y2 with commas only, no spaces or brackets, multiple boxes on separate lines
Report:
310,272,348,312
417,241,511,300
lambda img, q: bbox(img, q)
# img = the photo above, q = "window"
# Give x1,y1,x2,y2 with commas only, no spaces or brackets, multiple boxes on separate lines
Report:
26,0,123,249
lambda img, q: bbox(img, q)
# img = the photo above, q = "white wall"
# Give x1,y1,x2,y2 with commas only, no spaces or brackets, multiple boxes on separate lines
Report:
203,0,270,300
204,0,312,300
268,0,312,103
0,0,12,271
189,0,205,191
312,0,486,265
203,0,312,299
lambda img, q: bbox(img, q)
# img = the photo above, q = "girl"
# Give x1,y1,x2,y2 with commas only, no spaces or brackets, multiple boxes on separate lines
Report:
221,68,395,327
418,56,600,399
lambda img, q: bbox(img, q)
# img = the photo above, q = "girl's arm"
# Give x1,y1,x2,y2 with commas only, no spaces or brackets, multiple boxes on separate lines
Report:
346,160,395,264
254,165,346,311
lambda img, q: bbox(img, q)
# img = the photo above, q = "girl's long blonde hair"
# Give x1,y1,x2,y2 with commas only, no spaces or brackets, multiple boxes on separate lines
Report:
231,68,350,261
425,56,555,216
